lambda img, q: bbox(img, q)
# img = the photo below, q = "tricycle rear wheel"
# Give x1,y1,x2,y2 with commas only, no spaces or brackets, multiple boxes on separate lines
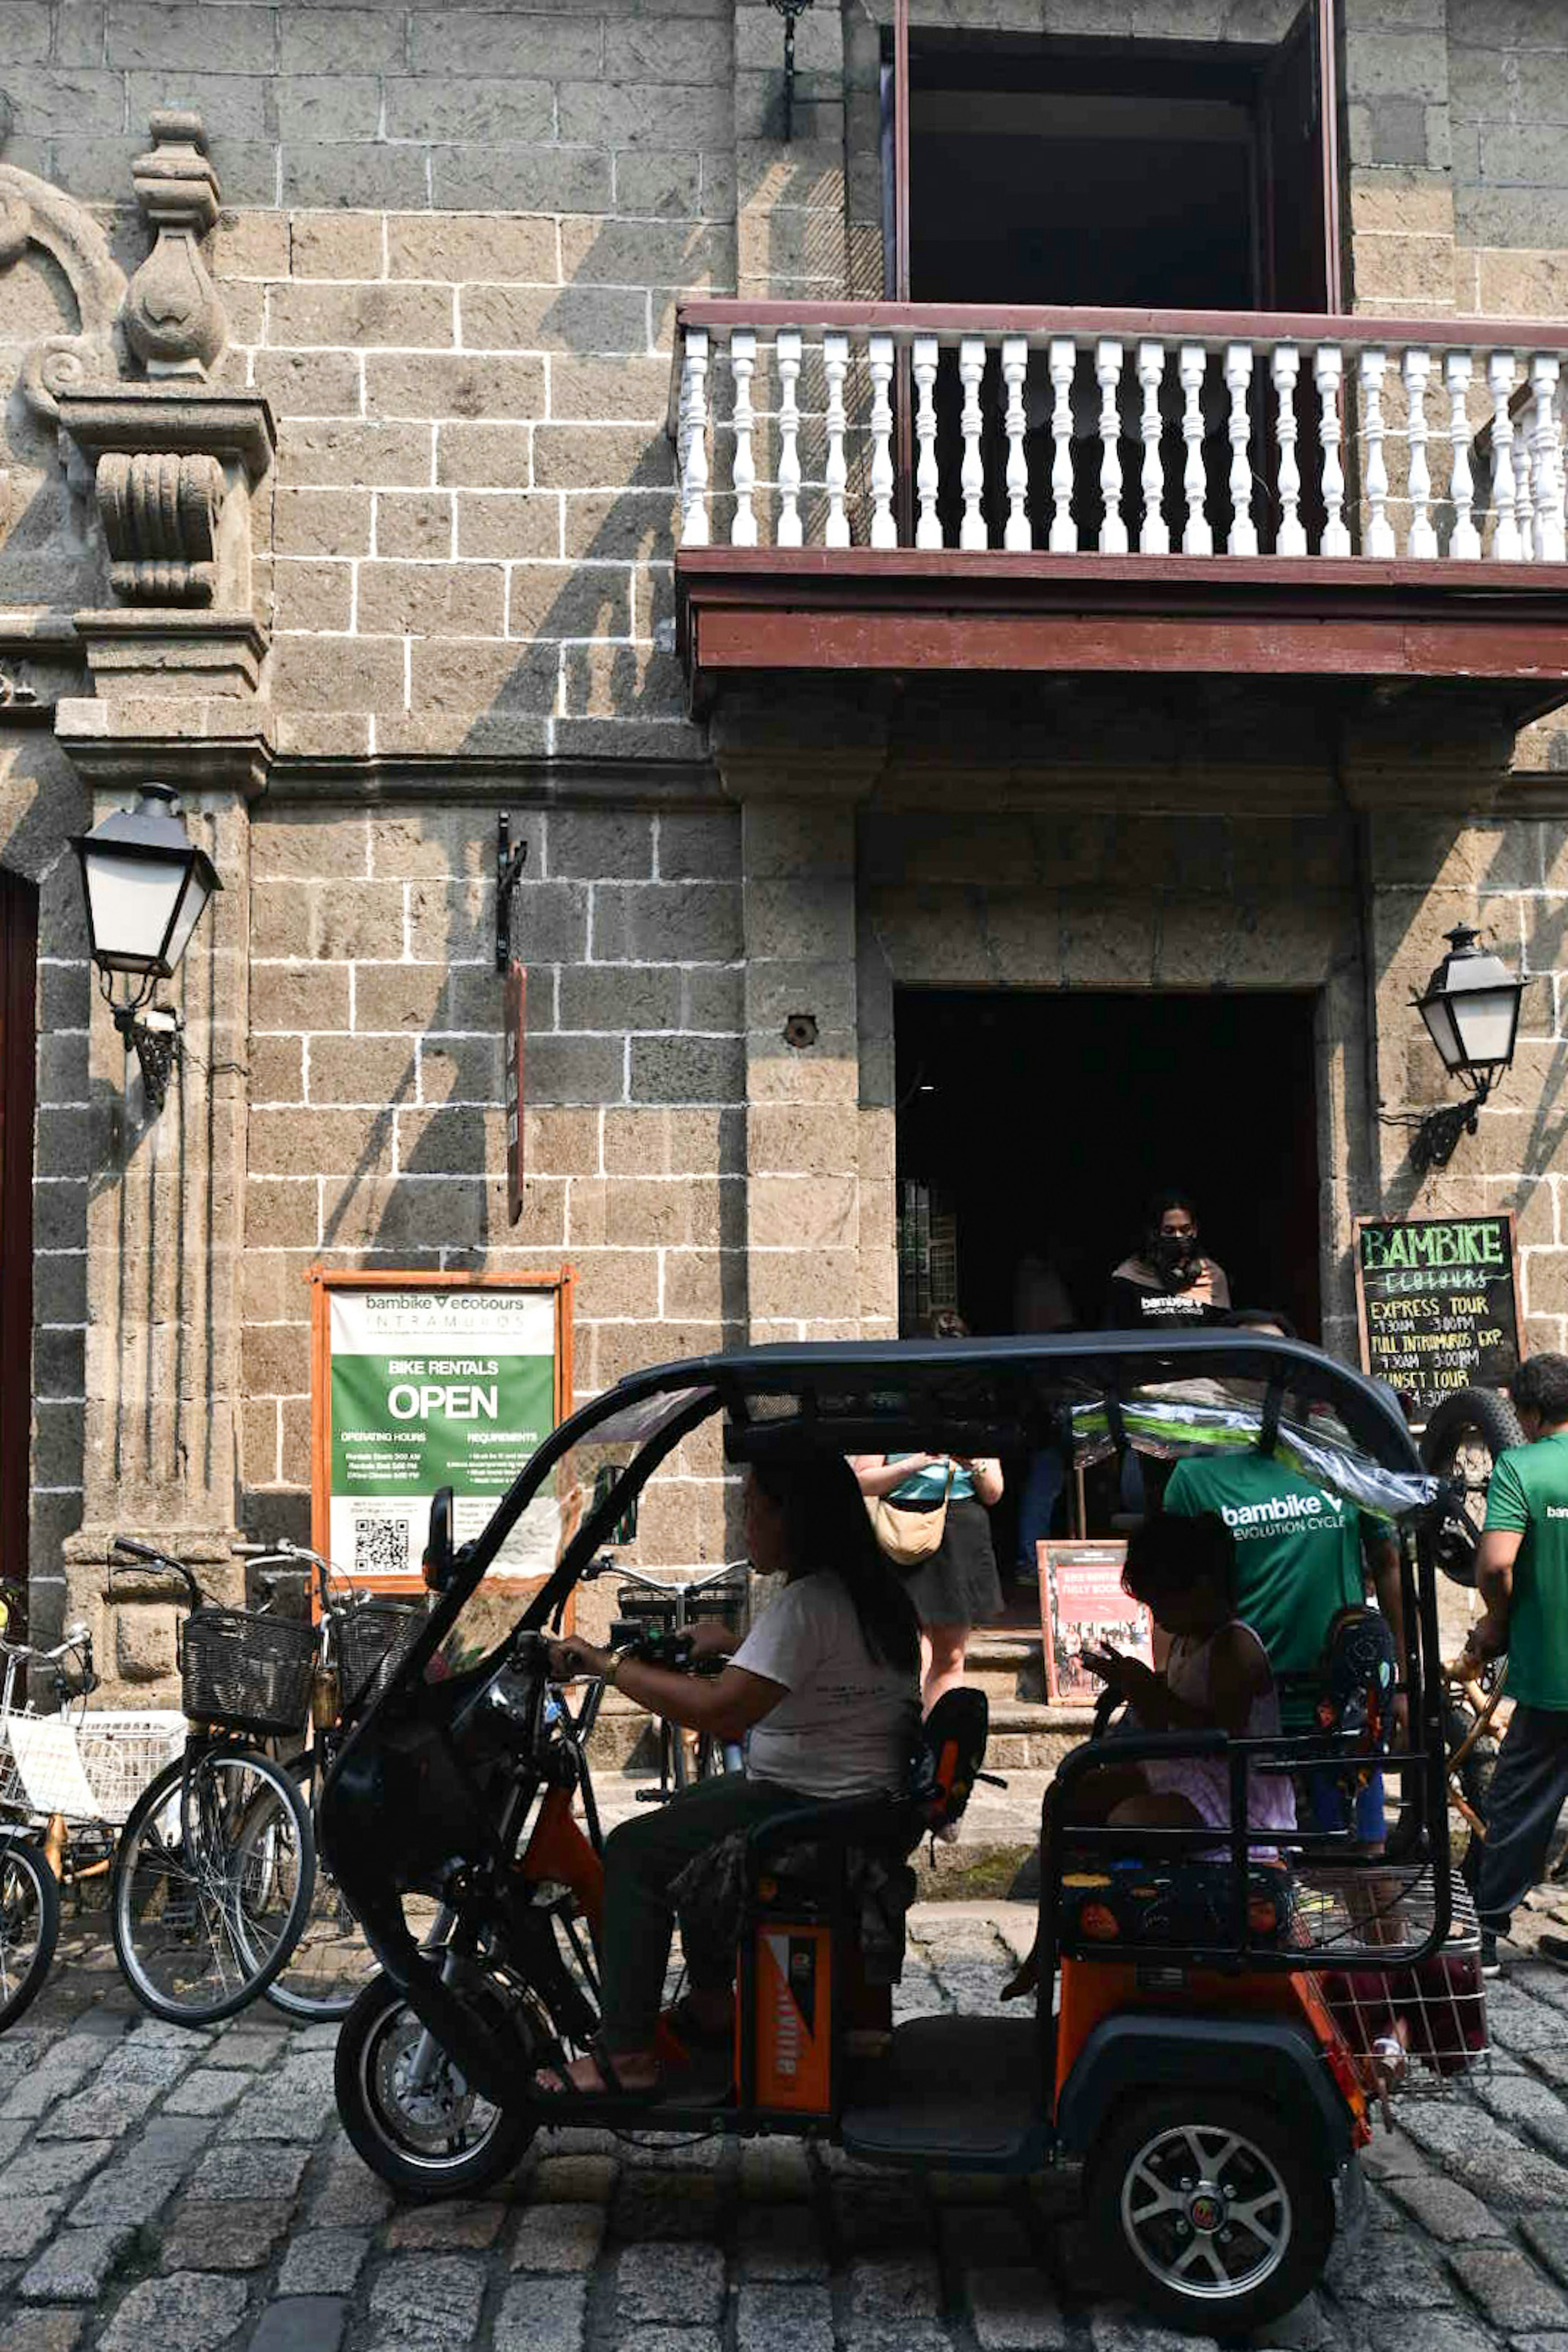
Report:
1087,2089,1334,2334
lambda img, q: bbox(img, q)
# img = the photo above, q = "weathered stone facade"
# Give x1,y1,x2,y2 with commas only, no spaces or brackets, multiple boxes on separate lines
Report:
0,0,1566,1690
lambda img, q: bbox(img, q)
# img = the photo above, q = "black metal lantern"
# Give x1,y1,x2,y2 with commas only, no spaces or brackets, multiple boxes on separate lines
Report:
1408,924,1528,1172
71,783,221,1111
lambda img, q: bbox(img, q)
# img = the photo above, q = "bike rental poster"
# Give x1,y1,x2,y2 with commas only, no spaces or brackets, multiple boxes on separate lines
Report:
310,1269,573,1590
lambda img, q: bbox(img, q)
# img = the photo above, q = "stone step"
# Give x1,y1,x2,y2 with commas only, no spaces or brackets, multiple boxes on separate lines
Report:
585,1686,1088,1775
962,1633,1047,1706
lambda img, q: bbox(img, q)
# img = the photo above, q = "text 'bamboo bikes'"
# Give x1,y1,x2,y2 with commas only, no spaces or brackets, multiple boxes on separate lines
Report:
108,1535,426,2025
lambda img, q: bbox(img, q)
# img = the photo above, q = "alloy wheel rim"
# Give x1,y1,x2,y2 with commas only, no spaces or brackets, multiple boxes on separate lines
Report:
1120,2121,1291,2302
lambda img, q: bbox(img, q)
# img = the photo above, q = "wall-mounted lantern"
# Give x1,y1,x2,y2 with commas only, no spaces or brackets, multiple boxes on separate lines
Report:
1409,924,1528,1172
71,783,220,1112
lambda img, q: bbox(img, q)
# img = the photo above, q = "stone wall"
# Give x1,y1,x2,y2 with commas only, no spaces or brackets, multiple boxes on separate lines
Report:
241,796,746,1564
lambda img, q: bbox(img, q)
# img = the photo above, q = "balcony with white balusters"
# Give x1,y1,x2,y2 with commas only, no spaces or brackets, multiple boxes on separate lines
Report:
670,304,1568,734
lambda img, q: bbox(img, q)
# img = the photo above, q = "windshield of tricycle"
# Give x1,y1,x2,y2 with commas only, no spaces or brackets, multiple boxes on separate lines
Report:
402,1331,1440,1696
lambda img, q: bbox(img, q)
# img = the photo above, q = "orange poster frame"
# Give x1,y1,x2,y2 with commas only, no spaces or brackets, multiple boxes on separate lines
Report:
309,1265,575,1597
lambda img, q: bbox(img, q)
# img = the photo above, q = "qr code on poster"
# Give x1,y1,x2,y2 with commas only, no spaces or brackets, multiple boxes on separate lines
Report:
353,1516,411,1575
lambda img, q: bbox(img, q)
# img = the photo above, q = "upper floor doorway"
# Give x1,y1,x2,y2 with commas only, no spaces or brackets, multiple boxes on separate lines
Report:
894,2,1340,316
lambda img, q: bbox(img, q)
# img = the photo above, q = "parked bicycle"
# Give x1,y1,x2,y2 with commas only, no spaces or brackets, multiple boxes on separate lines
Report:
107,1537,318,2025
0,1614,118,2031
232,1535,426,2020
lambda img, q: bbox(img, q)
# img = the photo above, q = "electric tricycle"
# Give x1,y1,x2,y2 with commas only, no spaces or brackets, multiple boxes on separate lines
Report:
321,1331,1486,2336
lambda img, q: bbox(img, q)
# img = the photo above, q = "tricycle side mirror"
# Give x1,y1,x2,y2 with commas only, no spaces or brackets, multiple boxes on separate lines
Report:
423,1486,457,1592
592,1464,639,1546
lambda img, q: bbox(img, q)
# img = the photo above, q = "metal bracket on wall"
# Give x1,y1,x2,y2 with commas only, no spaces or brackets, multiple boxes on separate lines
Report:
766,0,817,141
496,811,528,973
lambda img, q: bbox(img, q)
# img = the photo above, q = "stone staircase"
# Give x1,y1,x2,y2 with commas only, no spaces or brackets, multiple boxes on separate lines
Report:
586,1622,1085,1898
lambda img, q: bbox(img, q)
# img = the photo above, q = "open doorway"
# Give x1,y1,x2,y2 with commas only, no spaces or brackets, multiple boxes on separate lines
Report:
894,989,1323,1343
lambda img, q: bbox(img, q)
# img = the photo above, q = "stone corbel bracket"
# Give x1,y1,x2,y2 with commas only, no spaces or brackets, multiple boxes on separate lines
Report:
56,388,274,613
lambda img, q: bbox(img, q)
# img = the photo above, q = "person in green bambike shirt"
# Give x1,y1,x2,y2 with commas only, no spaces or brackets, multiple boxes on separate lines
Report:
1164,1309,1405,1844
1462,1352,1568,1974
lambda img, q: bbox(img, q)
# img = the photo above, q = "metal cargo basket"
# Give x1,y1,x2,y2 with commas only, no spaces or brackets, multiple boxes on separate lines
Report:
336,1599,425,1706
180,1608,316,1737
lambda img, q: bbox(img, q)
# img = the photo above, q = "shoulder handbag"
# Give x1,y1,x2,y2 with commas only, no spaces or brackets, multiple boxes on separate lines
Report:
866,1457,957,1572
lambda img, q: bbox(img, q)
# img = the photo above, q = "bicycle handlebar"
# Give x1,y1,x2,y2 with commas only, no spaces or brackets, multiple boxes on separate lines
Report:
109,1535,200,1611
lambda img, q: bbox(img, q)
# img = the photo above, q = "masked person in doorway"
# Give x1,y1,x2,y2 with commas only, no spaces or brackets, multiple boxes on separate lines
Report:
852,1311,1004,1715
1460,1353,1568,1977
1163,1307,1407,1849
1106,1189,1231,1330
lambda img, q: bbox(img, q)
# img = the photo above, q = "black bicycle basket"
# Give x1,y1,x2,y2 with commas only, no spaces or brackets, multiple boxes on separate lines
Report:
336,1598,425,1705
615,1578,750,1639
180,1607,316,1736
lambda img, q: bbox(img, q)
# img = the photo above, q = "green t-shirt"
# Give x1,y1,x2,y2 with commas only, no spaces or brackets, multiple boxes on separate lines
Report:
1165,1451,1379,1728
1482,1433,1568,1711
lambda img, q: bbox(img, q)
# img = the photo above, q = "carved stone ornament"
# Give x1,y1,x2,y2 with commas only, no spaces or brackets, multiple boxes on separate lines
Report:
97,449,226,604
57,389,275,613
0,163,127,420
123,112,225,379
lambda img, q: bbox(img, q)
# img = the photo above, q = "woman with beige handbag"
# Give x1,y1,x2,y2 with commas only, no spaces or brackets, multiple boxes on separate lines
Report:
852,1316,1004,1713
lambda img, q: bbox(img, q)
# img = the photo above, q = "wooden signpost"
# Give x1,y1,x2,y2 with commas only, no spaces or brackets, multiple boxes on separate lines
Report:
1354,1212,1523,1428
1040,1538,1152,1706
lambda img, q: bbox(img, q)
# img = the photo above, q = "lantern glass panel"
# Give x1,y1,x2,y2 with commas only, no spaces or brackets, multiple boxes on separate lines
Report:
162,868,213,976
1418,990,1465,1074
81,847,189,976
1451,982,1521,1072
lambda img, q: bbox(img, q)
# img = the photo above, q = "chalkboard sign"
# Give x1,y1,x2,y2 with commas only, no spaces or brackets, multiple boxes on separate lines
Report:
1354,1214,1523,1425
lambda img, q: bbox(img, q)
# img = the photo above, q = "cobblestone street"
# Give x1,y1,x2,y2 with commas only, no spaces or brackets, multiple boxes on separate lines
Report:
8,1901,1568,2351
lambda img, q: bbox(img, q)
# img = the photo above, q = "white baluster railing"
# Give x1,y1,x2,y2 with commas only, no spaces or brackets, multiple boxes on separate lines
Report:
1225,343,1258,557
1180,344,1212,557
1097,339,1127,555
1138,341,1169,557
1001,336,1031,553
867,332,896,550
912,334,940,550
1489,352,1522,563
958,336,987,551
672,310,1568,571
729,330,757,549
1049,338,1077,554
1405,347,1436,559
775,328,802,548
1273,344,1305,558
1445,352,1480,561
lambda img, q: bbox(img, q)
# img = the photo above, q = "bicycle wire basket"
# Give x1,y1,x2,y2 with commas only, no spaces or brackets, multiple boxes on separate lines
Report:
0,1708,185,1828
336,1599,425,1707
616,1577,751,1641
179,1607,316,1737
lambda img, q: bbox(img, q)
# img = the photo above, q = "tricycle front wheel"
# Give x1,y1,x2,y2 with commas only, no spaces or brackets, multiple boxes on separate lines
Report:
1088,2089,1334,2334
335,1973,536,2201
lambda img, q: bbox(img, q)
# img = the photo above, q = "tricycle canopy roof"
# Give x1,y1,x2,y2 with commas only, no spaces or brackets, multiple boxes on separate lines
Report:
398,1332,1440,1694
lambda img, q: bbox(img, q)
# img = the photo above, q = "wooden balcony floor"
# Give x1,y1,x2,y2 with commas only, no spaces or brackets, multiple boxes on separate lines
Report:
677,549,1568,731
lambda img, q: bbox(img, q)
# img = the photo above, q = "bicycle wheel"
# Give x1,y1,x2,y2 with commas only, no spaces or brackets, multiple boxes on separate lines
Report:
264,1752,383,2021
111,1744,315,2025
0,1833,59,2034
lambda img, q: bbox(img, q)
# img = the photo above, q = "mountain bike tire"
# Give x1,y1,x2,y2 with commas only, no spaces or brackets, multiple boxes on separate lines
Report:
0,1833,59,2034
111,1743,315,2026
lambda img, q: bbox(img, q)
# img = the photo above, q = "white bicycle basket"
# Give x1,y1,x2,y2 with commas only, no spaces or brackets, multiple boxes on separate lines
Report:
2,1710,185,1827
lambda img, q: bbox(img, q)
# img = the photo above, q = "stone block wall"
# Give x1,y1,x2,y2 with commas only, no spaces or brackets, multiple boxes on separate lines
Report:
1369,813,1568,1356
241,796,747,1561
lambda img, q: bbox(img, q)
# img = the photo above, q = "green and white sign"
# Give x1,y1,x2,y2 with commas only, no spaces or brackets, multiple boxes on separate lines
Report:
326,1285,559,1579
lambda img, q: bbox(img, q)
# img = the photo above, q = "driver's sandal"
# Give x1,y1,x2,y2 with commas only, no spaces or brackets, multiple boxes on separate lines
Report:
533,2036,664,2107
